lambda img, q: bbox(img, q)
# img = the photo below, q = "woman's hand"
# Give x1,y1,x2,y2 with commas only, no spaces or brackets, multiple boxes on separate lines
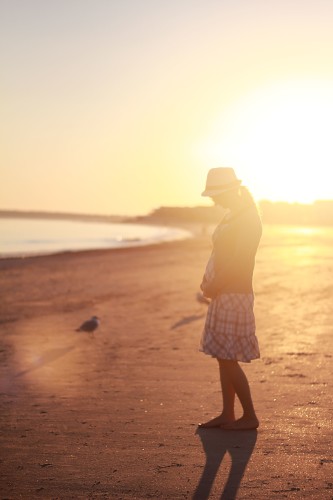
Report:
200,278,218,299
200,274,207,291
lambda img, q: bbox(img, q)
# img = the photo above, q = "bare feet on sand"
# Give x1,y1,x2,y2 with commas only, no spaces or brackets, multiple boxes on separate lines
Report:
221,416,259,431
198,414,235,428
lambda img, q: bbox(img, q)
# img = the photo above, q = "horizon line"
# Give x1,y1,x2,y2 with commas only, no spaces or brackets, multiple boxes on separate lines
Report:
1,198,333,219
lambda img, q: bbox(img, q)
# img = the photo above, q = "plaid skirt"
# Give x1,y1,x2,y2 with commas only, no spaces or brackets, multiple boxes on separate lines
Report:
200,293,260,363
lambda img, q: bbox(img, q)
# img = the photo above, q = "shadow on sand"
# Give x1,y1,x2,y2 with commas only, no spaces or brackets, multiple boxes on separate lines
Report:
170,314,205,330
193,427,257,499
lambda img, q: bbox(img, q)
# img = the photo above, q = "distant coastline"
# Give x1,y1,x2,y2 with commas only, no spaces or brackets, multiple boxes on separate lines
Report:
135,200,333,226
1,199,333,226
0,209,128,224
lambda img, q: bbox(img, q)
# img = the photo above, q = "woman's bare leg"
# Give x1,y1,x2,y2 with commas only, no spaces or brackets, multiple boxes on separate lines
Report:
198,360,236,428
219,359,259,430
219,359,236,420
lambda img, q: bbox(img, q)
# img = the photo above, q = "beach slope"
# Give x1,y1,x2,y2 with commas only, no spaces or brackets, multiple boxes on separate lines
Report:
1,230,332,498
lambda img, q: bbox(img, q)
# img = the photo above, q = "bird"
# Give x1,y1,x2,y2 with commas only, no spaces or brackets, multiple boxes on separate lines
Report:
76,316,100,335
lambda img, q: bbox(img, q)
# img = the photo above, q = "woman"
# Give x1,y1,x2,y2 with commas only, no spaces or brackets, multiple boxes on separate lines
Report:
199,167,262,430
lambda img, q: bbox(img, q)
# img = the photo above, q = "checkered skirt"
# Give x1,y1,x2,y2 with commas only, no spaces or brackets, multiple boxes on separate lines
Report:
200,293,260,363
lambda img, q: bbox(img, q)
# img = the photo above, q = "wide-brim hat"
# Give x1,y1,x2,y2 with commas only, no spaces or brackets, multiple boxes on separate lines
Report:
201,167,241,197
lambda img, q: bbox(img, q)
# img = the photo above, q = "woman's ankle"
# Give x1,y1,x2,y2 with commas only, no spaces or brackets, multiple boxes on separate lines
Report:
221,410,235,420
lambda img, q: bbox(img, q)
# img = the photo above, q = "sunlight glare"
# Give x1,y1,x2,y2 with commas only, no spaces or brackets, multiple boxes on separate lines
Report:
196,80,333,203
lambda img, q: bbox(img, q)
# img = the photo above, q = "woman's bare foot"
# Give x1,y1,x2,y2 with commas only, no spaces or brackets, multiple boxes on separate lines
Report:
198,413,235,428
221,415,259,430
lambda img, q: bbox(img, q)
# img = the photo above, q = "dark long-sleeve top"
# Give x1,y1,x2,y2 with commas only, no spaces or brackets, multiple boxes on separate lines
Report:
204,205,262,296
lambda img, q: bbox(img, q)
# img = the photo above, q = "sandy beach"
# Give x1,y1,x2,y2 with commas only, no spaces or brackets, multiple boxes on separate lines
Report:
1,226,332,499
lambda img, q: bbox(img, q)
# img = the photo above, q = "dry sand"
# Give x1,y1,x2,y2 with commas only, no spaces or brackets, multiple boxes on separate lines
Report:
0,226,332,499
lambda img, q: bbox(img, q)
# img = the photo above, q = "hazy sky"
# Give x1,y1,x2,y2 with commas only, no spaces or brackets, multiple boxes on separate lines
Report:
1,0,333,215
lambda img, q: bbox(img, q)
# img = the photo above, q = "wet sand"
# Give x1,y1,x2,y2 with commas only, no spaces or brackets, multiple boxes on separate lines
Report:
0,226,332,499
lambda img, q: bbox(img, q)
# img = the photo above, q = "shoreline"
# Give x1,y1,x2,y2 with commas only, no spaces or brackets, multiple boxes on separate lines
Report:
0,237,192,263
1,218,332,261
0,216,194,260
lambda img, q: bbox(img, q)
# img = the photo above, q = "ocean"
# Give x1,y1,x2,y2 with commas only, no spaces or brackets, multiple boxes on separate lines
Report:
0,218,191,257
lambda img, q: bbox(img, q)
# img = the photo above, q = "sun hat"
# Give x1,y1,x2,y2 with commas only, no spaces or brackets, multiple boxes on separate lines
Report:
201,167,242,197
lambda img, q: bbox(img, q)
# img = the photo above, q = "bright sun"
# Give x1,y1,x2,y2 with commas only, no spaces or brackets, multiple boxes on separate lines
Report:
197,80,333,203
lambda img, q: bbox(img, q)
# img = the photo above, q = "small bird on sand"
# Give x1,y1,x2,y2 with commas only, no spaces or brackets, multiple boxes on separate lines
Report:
76,316,100,334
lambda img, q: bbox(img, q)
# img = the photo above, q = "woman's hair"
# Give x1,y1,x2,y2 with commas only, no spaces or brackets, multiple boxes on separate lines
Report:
239,186,261,216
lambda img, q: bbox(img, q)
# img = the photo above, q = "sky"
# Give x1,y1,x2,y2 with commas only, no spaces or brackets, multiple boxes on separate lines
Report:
1,0,333,216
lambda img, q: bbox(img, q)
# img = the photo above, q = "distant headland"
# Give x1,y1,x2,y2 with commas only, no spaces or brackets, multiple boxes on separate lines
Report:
134,200,333,226
1,199,333,226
